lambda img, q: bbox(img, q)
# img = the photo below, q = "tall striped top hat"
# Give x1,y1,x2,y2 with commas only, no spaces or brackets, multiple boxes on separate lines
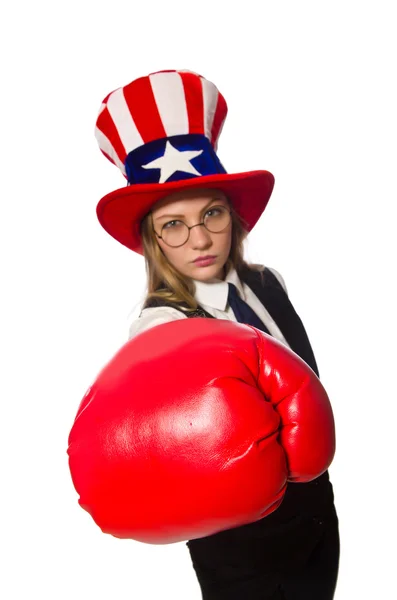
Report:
95,69,275,255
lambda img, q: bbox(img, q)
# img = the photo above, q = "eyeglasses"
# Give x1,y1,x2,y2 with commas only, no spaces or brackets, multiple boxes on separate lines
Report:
152,205,232,248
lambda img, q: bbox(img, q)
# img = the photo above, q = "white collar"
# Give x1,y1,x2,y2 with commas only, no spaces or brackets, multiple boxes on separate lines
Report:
192,266,246,311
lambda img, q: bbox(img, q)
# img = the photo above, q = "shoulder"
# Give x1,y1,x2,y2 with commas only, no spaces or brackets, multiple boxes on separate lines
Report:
241,264,288,296
266,267,288,296
128,306,187,340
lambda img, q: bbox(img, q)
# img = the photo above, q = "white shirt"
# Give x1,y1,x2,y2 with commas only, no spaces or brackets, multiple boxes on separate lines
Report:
128,266,291,349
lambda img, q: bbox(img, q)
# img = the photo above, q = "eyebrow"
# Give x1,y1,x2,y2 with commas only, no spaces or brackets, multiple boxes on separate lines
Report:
155,197,225,222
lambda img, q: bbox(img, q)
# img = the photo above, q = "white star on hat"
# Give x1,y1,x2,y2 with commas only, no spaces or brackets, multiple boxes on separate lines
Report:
141,140,203,184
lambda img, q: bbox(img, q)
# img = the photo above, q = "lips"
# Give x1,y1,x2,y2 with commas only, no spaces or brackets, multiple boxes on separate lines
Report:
194,256,216,263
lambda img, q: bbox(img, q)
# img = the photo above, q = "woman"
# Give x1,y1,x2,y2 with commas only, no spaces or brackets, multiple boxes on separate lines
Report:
94,69,340,599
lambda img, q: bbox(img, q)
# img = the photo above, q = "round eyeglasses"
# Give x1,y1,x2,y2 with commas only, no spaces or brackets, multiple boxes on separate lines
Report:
152,205,232,248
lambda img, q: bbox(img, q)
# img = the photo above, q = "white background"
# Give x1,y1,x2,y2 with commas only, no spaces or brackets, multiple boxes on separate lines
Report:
2,1,396,598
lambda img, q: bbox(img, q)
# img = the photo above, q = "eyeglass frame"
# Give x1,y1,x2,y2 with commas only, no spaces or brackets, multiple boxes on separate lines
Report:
151,205,232,248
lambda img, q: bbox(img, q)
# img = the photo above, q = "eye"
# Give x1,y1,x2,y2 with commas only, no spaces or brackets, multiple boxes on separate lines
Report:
206,207,221,217
206,205,228,218
163,220,182,229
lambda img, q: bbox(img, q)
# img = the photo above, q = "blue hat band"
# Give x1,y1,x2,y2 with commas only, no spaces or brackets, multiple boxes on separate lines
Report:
125,134,227,186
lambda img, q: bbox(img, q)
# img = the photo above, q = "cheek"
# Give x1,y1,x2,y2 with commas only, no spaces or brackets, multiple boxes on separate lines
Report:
158,240,183,266
223,228,233,252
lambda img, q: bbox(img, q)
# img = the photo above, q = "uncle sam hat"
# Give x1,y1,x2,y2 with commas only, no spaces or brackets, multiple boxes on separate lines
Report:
95,69,275,255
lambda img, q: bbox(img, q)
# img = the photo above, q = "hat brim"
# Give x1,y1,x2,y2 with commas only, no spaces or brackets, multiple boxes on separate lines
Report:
96,170,275,254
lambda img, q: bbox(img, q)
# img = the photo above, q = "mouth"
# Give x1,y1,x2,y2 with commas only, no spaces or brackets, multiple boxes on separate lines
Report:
193,257,217,268
193,255,217,264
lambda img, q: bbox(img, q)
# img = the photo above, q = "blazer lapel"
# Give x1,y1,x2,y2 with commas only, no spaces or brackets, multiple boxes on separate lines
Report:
240,266,320,378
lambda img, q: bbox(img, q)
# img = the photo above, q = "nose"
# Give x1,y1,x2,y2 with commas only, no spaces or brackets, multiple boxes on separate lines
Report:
189,223,213,248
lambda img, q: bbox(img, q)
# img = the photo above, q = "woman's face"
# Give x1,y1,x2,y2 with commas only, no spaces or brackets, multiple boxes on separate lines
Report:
150,188,232,281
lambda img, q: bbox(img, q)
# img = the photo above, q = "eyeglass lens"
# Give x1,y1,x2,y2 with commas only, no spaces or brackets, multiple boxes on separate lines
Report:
161,206,231,247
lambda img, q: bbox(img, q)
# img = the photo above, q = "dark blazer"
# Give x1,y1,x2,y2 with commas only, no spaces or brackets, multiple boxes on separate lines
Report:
144,265,338,571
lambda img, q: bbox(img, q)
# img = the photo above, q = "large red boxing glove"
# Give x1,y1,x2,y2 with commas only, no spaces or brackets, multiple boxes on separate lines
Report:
68,319,335,545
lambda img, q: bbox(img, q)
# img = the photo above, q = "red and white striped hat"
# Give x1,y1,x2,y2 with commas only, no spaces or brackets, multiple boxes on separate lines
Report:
95,69,274,255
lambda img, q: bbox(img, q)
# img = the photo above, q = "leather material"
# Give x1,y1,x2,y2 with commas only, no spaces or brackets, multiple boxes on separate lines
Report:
67,317,335,544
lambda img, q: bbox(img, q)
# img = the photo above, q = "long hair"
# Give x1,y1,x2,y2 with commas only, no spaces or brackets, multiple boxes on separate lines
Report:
139,196,265,312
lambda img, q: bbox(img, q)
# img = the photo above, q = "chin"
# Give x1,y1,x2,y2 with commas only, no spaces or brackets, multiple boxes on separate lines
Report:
190,262,225,281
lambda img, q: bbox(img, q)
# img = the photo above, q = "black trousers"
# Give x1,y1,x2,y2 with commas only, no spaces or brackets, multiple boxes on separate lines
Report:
187,509,340,600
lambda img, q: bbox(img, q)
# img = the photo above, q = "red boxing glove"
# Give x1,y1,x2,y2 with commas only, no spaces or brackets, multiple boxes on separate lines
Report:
68,319,335,544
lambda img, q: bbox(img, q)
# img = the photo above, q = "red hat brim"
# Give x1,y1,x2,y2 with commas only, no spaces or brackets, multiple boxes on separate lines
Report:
96,170,275,254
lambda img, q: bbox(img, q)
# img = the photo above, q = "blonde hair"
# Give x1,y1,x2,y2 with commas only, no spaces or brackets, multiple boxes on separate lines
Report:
139,195,265,312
